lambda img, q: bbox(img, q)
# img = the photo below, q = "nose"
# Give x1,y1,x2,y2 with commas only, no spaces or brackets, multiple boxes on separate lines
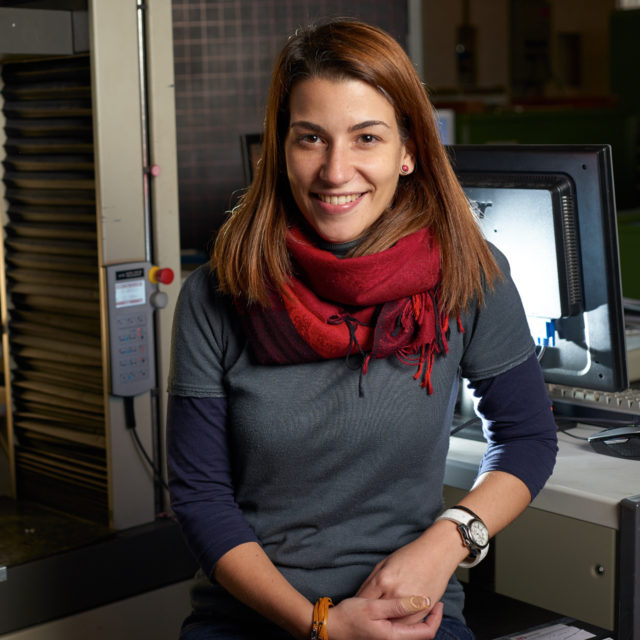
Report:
320,142,353,185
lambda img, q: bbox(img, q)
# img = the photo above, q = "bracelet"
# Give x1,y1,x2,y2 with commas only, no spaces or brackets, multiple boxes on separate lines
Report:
310,597,333,640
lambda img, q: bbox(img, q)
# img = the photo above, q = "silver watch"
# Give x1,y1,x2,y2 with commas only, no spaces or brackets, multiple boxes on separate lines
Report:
437,506,489,568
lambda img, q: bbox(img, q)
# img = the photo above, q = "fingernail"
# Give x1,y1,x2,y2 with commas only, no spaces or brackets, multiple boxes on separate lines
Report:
402,595,431,612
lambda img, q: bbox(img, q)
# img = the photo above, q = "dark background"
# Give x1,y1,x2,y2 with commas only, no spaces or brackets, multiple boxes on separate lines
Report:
171,0,409,252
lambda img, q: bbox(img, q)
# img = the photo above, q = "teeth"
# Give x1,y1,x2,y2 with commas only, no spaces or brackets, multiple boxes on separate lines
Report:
318,193,361,205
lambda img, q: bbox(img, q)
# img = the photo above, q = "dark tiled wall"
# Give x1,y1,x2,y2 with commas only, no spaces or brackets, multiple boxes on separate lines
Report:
172,0,408,252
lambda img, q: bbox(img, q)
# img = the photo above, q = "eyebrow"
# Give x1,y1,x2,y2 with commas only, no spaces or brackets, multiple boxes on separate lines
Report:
289,120,391,133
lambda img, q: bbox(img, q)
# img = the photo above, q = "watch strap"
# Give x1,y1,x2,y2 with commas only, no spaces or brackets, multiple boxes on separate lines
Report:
458,542,488,568
437,507,489,568
438,507,476,528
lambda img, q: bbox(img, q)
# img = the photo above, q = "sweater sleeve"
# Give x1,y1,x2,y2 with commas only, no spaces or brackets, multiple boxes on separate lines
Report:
467,352,558,500
166,394,260,577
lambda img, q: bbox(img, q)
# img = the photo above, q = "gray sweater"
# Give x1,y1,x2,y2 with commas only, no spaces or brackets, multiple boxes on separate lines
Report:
168,247,555,625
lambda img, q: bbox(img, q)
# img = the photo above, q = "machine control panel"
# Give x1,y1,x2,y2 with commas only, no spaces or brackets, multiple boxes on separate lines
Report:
106,261,157,397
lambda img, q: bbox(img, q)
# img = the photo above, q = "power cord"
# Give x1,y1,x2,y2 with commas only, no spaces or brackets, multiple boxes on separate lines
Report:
450,415,482,436
123,395,169,492
555,415,640,440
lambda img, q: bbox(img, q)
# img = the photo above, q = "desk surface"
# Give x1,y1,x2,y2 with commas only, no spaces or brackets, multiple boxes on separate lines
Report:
445,424,640,529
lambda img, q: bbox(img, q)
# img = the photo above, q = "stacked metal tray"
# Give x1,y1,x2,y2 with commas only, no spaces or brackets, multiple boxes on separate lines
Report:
2,55,108,523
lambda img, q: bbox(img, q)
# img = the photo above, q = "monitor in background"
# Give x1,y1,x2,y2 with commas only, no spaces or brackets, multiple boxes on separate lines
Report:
447,144,628,393
241,132,262,186
435,108,455,145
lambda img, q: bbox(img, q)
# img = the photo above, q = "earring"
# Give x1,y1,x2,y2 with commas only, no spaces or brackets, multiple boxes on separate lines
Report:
401,164,410,174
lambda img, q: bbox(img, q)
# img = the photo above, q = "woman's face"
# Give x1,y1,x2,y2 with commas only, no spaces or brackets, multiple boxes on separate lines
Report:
284,76,414,244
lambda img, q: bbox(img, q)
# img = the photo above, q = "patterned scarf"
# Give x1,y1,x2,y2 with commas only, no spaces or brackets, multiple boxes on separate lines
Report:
237,226,454,394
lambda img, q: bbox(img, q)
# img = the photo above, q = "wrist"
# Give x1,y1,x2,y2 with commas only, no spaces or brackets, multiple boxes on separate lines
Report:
426,518,473,569
285,599,315,640
436,506,490,568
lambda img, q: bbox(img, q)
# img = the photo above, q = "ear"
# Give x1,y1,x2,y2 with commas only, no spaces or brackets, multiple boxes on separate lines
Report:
400,139,416,175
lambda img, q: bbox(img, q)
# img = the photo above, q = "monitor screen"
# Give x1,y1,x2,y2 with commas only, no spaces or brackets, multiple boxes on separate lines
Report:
447,144,628,393
435,109,455,145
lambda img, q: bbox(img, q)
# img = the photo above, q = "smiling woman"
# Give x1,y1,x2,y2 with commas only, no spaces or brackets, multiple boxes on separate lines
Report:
167,17,558,640
284,77,414,244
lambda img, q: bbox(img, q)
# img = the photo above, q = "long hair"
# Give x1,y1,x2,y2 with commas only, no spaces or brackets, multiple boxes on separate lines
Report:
213,19,499,315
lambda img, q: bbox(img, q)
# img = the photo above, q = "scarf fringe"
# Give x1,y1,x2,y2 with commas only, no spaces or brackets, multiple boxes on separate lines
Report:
393,303,461,394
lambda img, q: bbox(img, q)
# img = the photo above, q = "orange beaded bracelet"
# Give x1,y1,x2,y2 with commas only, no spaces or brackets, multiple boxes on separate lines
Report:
310,597,333,640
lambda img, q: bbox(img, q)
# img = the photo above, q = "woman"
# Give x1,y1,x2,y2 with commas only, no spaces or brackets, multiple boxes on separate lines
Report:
167,19,558,640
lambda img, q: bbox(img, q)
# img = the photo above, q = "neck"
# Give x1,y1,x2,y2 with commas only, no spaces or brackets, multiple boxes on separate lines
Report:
298,221,363,258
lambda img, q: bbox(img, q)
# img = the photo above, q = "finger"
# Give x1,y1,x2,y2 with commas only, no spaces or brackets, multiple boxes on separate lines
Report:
394,596,435,625
422,601,444,631
356,582,382,599
391,603,444,639
401,595,432,614
393,610,431,626
372,595,432,620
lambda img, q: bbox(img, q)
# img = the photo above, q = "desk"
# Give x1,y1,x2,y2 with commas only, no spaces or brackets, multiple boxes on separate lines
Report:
445,425,640,637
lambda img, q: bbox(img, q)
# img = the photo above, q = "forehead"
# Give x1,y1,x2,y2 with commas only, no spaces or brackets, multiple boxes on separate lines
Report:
287,76,398,125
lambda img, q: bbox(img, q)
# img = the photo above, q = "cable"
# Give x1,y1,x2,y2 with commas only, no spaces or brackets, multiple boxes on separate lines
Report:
555,416,640,441
130,425,170,492
123,396,169,492
450,415,482,436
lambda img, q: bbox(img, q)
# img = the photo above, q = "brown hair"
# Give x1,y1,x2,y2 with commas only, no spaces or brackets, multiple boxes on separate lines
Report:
213,19,499,315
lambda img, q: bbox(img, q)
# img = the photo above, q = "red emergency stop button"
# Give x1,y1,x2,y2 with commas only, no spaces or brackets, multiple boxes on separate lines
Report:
149,266,175,285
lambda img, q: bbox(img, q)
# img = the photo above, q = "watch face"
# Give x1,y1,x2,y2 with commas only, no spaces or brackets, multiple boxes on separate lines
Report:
469,520,489,547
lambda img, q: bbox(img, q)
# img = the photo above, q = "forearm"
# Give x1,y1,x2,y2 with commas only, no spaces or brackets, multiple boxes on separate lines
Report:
214,542,313,640
357,470,530,605
457,469,531,536
410,470,531,574
429,470,530,570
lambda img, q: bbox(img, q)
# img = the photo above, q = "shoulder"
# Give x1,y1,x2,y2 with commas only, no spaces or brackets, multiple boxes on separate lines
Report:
485,241,512,280
169,263,244,396
175,263,234,323
179,262,219,301
459,241,535,380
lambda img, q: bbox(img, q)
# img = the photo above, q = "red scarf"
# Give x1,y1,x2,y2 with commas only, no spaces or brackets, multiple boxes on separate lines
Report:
237,226,455,394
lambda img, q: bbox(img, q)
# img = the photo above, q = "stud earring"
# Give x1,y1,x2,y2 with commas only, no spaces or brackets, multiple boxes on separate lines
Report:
401,164,410,174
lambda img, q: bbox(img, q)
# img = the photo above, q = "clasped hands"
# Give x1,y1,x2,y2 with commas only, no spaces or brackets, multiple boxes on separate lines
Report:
323,531,461,640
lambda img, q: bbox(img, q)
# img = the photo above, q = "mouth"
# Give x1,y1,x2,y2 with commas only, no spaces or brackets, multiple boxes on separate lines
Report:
314,192,364,205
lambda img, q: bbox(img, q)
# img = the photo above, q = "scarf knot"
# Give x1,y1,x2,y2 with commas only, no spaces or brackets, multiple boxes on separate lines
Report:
327,312,372,370
236,226,459,394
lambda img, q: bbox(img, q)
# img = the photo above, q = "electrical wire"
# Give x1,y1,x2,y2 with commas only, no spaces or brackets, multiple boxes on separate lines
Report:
130,425,170,492
555,416,640,441
450,415,482,436
123,396,169,492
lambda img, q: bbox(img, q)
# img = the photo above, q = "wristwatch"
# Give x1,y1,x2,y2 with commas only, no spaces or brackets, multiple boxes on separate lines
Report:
437,505,489,568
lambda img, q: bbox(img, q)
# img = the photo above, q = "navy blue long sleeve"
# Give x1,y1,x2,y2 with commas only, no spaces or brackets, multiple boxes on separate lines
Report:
468,352,558,499
166,395,260,578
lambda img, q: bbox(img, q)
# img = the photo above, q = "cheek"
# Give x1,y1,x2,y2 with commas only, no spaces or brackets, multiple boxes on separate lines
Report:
285,153,311,189
375,164,402,195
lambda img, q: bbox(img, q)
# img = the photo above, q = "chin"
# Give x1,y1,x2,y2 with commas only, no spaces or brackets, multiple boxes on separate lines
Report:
318,229,361,244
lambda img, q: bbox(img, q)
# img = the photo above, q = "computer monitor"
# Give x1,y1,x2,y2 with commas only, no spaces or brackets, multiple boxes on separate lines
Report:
241,133,262,186
435,109,455,145
447,144,628,393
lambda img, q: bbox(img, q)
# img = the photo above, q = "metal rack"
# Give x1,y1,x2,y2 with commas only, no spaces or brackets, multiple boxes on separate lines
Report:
0,1,181,531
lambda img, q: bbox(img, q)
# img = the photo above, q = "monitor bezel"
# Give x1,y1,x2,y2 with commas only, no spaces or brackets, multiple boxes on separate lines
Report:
447,144,628,392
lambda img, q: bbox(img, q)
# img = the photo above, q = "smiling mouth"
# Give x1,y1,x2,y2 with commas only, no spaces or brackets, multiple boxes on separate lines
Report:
315,193,363,205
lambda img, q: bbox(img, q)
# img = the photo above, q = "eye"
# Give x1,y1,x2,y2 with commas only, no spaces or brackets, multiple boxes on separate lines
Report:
358,133,379,145
299,134,321,145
